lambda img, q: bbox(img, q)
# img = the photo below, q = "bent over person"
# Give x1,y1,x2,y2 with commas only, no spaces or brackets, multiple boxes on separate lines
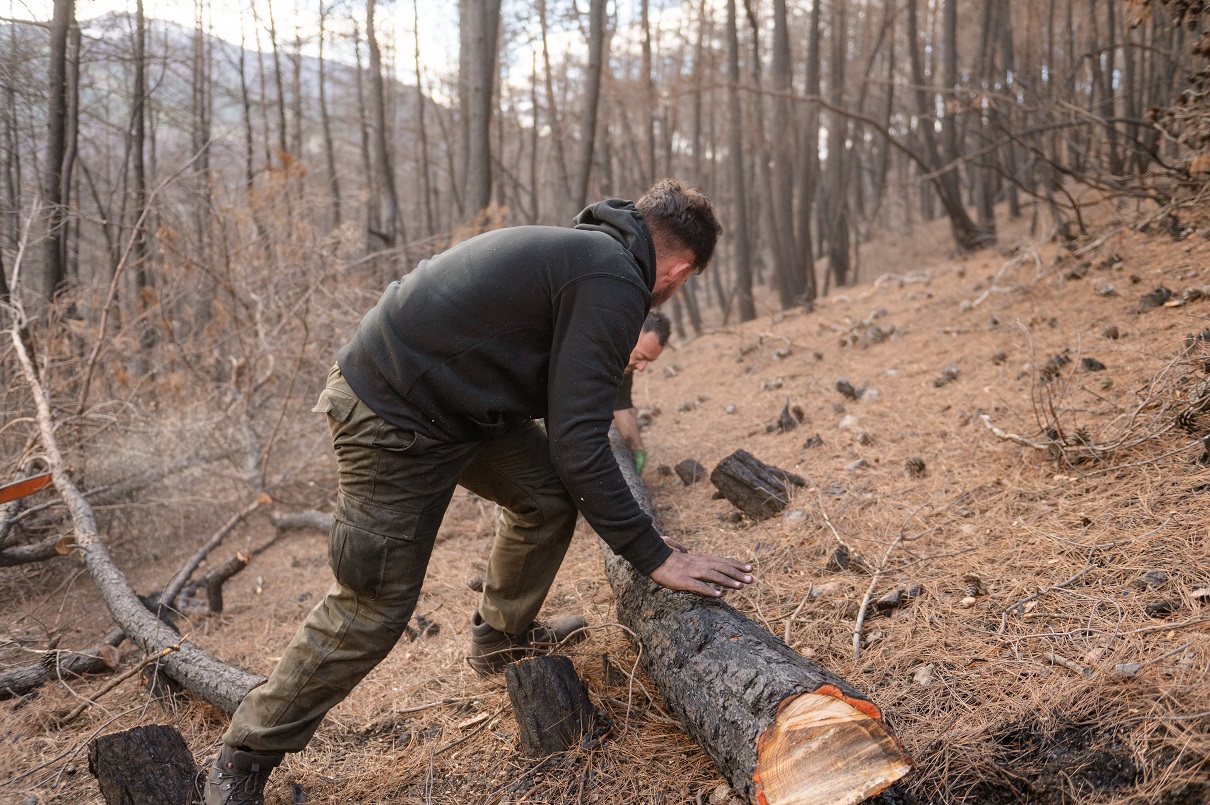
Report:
205,179,755,804
615,310,672,474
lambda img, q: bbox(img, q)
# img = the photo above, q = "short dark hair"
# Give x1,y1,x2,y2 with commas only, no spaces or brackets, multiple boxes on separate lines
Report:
636,178,722,274
641,310,672,346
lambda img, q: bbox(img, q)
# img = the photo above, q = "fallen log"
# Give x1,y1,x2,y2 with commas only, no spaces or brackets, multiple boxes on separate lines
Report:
603,433,911,805
88,724,199,804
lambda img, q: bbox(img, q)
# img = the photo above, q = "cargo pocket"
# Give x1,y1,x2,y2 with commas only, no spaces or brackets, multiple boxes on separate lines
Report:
312,387,357,424
327,518,391,599
327,494,431,601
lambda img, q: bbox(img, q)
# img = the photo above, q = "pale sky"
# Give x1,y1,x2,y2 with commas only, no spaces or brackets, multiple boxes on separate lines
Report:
14,0,461,77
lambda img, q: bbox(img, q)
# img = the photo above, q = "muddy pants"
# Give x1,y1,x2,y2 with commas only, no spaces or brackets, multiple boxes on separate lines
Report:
223,365,578,754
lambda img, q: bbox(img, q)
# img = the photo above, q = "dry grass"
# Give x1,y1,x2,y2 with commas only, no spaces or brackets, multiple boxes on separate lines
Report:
2,200,1209,804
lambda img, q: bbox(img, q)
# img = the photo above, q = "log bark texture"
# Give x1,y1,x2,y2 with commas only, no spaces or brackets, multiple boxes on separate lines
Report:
604,433,910,805
87,724,199,804
505,655,603,757
710,449,806,520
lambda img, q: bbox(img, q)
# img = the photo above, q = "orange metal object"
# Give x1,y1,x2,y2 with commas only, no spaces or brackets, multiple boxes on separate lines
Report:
0,473,53,504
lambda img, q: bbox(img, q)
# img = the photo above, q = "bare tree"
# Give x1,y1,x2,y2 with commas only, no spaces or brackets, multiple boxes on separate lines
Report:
412,0,434,235
461,0,502,218
41,0,74,301
318,1,341,230
725,0,755,321
367,0,400,248
824,0,851,290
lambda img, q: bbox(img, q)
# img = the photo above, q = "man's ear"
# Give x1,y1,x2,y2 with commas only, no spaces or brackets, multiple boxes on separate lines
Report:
669,258,694,284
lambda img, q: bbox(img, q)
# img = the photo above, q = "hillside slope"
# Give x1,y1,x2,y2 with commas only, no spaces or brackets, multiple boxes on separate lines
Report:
2,211,1208,804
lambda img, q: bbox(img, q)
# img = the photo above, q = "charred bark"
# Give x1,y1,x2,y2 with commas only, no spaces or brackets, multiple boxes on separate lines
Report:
505,655,604,757
88,724,198,805
710,449,806,520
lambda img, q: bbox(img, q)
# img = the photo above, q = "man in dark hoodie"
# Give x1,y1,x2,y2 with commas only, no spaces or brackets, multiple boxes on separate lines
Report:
205,179,753,804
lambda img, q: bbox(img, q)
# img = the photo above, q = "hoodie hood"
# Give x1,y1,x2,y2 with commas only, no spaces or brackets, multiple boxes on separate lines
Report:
572,199,657,291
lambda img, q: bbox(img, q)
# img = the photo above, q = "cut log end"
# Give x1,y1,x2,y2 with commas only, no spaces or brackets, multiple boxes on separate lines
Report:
753,691,912,805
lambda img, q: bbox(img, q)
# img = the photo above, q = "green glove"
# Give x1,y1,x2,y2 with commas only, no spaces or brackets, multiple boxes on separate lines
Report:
632,449,648,474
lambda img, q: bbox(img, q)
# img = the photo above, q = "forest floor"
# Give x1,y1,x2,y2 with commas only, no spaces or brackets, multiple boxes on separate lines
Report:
2,195,1209,804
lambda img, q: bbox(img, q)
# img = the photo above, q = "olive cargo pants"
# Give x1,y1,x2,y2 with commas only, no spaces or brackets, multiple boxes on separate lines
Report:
224,366,578,754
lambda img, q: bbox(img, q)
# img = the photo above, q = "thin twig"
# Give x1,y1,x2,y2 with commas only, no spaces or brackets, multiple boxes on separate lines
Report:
783,597,809,645
53,643,182,726
853,532,906,661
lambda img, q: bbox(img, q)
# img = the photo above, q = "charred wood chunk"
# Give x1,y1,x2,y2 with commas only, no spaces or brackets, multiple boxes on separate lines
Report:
675,459,709,486
710,449,806,520
88,724,198,805
505,655,605,757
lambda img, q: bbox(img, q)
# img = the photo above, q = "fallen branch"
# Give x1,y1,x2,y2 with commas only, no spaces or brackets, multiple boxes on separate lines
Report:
268,509,333,533
11,321,264,713
0,631,123,700
980,414,1049,450
0,533,74,567
161,497,265,609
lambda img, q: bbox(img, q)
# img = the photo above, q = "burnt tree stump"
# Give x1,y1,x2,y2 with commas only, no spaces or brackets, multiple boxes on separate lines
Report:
605,431,910,805
675,459,709,485
710,449,807,520
505,655,604,757
88,724,198,804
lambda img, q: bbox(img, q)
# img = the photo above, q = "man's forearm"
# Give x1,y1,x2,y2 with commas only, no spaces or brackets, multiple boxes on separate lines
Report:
613,408,643,450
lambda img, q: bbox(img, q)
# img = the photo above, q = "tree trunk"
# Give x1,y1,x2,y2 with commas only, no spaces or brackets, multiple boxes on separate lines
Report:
319,3,342,230
641,0,657,186
411,0,434,235
796,0,821,305
367,0,399,249
462,0,502,218
239,18,255,195
42,0,74,301
352,18,379,252
825,1,851,289
603,433,911,804
573,0,609,210
906,0,983,252
266,0,288,158
769,0,801,308
133,0,156,360
725,0,756,321
537,0,571,211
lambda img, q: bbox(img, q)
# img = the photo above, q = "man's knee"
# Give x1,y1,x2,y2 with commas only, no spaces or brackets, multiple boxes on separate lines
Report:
502,487,577,536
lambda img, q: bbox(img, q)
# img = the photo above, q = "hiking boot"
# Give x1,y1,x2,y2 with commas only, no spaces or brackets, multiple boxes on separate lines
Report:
204,744,283,805
467,610,587,676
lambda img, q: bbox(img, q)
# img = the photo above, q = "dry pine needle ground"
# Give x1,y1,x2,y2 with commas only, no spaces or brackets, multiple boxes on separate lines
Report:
1,204,1208,804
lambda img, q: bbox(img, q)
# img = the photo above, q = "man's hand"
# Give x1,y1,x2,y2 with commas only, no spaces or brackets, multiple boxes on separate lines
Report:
649,550,754,598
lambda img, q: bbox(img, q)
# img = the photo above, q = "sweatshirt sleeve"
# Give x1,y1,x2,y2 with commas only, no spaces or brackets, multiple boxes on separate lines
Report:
545,275,673,575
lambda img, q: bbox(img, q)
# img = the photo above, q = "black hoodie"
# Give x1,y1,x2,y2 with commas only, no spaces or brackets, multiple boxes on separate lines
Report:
337,200,673,575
